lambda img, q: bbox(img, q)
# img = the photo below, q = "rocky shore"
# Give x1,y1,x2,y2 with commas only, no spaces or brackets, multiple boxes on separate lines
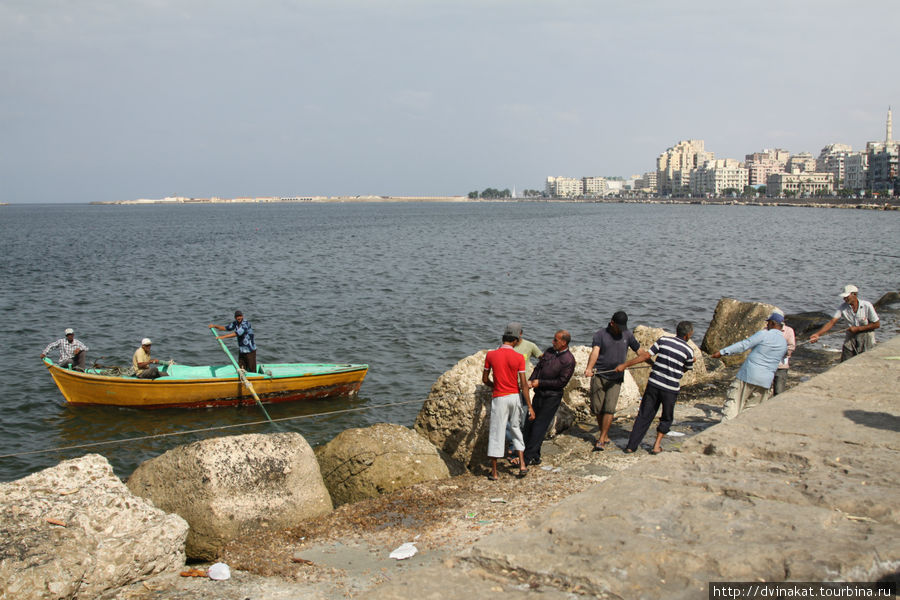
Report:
2,296,898,599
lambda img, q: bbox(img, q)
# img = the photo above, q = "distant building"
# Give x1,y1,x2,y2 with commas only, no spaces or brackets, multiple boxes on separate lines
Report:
633,171,657,194
786,152,816,174
845,153,869,193
582,176,608,197
690,159,748,196
745,149,790,186
816,144,853,189
545,176,583,198
657,140,714,195
865,107,898,196
766,172,834,197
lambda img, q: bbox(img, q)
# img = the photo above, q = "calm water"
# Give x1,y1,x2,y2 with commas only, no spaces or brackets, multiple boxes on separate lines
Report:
1,202,897,481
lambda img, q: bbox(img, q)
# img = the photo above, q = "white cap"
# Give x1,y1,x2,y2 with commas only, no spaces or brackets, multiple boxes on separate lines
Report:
839,284,858,299
141,338,152,345
64,328,74,335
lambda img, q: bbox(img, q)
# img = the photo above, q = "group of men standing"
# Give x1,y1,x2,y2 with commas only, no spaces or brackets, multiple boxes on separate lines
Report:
482,283,881,479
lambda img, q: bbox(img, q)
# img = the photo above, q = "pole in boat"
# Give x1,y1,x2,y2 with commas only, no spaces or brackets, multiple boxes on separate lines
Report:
209,326,273,423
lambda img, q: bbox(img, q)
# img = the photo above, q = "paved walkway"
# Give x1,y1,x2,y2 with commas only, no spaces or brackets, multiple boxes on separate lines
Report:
365,336,900,599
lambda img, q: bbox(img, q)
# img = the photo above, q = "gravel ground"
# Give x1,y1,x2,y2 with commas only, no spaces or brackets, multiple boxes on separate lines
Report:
113,345,845,600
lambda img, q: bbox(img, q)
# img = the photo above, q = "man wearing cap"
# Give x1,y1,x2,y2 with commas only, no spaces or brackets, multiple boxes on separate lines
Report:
583,311,641,451
41,328,88,371
483,323,534,480
771,309,796,396
210,310,257,373
710,313,788,421
133,338,165,379
809,285,880,362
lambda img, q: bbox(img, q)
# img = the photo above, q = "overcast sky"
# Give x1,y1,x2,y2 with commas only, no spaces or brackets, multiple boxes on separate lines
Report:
2,0,898,203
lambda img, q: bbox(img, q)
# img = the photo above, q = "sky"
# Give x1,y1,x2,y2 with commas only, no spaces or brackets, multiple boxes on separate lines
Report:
1,0,899,203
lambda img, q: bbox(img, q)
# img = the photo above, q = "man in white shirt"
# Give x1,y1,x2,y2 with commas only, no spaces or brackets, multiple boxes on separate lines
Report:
809,285,880,362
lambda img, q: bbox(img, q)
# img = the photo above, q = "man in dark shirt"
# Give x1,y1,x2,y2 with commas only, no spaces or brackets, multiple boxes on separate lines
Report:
583,311,641,451
210,310,258,373
522,330,575,466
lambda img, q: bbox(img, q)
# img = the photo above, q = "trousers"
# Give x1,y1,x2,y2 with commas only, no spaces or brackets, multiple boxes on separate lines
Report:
523,390,563,463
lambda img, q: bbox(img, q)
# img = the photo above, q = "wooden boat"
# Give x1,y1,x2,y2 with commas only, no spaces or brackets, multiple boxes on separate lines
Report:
42,358,368,408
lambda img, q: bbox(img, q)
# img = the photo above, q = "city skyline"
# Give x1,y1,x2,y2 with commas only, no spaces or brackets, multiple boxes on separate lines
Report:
2,1,899,204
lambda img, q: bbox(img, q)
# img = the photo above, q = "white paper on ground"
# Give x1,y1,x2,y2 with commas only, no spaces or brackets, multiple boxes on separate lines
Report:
207,562,231,580
666,431,686,437
389,542,418,560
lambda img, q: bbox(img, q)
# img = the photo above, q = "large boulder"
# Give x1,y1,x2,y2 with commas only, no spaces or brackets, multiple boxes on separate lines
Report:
0,454,188,600
628,325,721,393
414,346,639,472
700,297,780,366
314,423,452,506
126,432,332,561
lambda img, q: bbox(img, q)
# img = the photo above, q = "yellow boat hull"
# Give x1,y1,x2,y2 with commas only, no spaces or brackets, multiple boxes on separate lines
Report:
44,360,368,408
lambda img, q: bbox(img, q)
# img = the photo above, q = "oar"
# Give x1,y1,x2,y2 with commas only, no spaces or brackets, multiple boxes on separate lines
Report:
209,327,273,423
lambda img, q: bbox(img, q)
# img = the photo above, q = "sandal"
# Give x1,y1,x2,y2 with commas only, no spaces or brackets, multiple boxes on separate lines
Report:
516,468,528,478
650,448,662,455
487,474,499,481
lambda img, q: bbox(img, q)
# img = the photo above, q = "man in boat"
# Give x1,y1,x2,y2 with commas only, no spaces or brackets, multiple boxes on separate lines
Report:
521,329,575,466
483,323,534,480
133,338,166,379
709,313,787,421
209,310,257,374
808,284,880,362
41,328,88,371
583,311,641,451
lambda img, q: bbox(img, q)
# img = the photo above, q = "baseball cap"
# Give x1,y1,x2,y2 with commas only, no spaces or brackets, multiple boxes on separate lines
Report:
766,312,784,324
234,310,243,317
503,322,523,338
612,311,628,328
64,328,74,335
839,284,858,299
141,338,152,346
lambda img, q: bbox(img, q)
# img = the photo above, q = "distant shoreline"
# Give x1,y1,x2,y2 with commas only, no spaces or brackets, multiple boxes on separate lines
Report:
88,195,900,210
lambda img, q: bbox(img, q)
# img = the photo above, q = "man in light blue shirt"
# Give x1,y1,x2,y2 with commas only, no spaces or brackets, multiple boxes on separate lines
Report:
710,312,788,421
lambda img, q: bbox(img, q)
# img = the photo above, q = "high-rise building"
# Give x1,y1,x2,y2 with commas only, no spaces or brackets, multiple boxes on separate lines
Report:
690,159,748,196
744,149,790,186
816,144,853,189
656,140,714,195
866,107,898,196
545,176,583,198
582,177,608,197
786,152,816,174
633,171,657,194
845,153,869,193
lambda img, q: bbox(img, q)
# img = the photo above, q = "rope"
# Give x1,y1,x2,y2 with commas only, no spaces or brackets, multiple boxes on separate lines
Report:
4,363,656,461
0,398,425,460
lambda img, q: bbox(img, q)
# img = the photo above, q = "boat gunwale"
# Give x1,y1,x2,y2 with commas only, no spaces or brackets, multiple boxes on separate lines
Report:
42,358,368,385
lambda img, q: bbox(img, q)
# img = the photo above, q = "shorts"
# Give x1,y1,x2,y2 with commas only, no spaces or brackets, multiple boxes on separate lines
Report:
590,376,622,415
489,393,524,458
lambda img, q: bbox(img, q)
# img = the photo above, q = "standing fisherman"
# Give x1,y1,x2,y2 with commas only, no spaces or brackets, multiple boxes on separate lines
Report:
809,285,880,361
210,310,258,373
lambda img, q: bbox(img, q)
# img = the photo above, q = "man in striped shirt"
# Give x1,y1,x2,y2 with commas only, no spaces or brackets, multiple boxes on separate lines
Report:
617,321,695,455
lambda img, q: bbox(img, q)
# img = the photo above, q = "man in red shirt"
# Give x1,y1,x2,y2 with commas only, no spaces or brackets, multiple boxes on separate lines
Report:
483,323,534,480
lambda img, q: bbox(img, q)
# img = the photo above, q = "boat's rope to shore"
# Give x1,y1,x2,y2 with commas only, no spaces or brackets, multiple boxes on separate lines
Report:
0,398,425,460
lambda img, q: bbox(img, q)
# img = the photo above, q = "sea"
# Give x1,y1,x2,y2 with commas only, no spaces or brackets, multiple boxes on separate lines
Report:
1,201,897,482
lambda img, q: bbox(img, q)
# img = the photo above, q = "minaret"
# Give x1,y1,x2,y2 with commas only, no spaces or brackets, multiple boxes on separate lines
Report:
887,106,893,144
